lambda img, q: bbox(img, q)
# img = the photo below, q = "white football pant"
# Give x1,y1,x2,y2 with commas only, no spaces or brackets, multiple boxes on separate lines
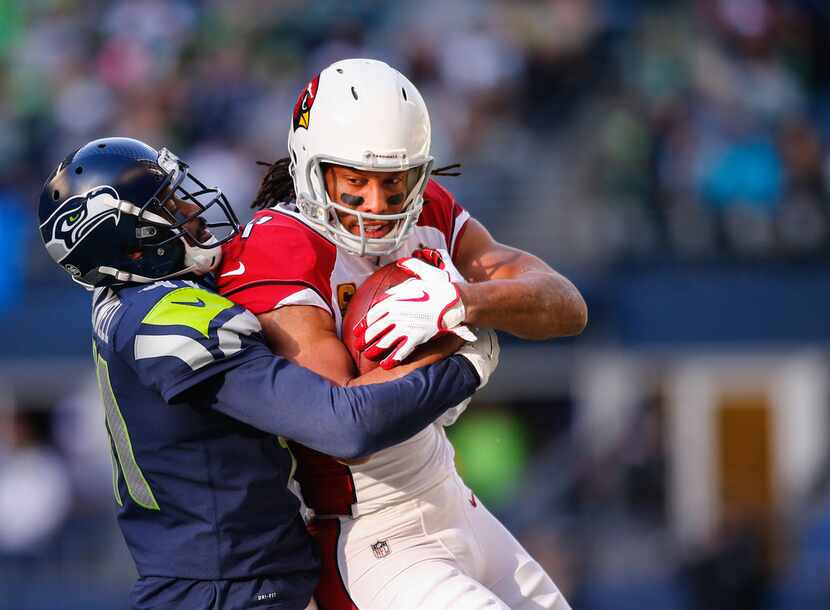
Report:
333,472,571,610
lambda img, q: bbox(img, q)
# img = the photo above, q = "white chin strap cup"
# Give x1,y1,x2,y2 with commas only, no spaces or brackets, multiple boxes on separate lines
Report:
184,236,222,275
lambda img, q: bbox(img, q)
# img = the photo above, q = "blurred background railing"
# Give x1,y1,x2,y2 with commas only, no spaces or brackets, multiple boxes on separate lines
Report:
3,1,830,608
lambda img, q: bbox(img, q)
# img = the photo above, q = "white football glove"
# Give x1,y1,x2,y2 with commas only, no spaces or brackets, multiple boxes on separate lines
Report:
437,397,472,427
421,247,466,283
355,250,476,370
456,328,499,389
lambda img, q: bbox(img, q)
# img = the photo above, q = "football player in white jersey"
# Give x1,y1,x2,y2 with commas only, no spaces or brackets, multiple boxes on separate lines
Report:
218,59,586,610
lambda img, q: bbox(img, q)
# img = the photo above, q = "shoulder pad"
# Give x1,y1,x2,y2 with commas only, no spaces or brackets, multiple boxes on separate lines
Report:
129,284,261,374
141,286,239,338
217,212,337,314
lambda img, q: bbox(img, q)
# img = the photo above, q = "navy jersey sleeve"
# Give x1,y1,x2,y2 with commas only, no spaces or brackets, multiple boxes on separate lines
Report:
192,353,480,459
115,281,479,458
115,285,267,403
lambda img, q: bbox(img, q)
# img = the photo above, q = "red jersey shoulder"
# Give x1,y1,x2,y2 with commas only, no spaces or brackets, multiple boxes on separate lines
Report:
217,210,337,312
418,179,469,254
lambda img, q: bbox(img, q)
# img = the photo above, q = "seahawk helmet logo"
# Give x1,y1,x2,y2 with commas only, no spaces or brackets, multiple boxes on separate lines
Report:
40,185,122,264
292,74,320,131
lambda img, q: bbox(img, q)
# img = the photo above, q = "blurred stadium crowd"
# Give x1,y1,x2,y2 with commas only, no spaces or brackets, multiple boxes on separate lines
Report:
3,0,830,609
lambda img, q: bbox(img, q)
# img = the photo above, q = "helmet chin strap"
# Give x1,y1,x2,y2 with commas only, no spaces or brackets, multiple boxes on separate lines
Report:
96,234,222,286
182,235,222,275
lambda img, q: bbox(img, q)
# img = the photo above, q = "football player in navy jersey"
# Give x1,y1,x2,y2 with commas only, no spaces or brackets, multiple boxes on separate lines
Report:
36,137,497,610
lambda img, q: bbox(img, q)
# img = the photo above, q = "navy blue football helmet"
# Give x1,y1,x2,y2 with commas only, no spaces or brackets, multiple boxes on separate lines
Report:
38,137,240,288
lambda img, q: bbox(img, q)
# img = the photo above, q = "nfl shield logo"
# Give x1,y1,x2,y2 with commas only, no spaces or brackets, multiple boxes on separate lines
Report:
371,539,390,559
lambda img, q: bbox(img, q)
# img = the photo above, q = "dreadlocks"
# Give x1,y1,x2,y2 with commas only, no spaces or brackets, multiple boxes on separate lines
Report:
249,160,462,211
251,158,295,210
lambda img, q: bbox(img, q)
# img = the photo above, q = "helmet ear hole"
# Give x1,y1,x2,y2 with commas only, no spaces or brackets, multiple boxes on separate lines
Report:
401,88,408,101
75,166,83,175
52,190,60,200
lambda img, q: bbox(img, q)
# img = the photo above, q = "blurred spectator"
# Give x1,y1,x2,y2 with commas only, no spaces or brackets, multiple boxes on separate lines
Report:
682,507,771,610
0,410,70,557
776,116,830,255
4,0,830,281
51,378,114,510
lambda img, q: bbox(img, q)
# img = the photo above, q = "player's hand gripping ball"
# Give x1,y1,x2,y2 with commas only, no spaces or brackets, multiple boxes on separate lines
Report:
342,262,413,374
348,248,476,371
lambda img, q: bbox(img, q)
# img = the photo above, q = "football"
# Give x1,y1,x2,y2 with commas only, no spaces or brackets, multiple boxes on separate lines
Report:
342,262,412,374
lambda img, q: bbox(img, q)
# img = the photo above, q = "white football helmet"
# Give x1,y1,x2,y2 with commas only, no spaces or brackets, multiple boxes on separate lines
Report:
288,58,433,256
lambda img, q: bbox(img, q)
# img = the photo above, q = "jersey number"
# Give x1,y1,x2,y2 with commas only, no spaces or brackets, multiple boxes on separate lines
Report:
94,346,160,511
242,215,273,239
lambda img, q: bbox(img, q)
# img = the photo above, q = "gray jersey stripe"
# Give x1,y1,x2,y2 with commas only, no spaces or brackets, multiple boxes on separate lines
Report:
215,310,260,357
96,355,159,510
221,310,261,335
216,327,242,358
92,288,121,343
216,310,260,357
108,436,123,507
134,334,215,371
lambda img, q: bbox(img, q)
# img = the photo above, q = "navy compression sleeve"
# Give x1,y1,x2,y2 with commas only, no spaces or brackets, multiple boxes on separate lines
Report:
197,351,479,459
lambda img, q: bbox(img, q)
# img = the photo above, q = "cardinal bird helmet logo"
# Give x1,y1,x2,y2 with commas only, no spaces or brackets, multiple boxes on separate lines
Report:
293,74,320,131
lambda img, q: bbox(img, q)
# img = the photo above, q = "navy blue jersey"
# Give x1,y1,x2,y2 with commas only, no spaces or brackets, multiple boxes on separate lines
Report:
90,278,478,606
